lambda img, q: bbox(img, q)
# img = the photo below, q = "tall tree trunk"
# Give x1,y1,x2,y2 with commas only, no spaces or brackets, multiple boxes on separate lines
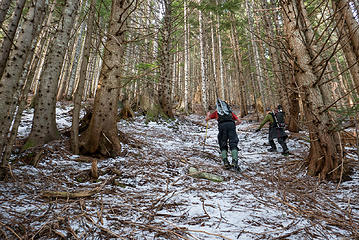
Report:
287,56,300,133
229,17,247,117
24,0,79,148
183,0,189,112
261,0,282,107
334,55,353,106
198,8,208,112
0,0,26,79
282,0,343,180
246,0,266,112
80,0,132,156
0,0,11,27
1,35,44,173
158,0,174,117
332,0,359,94
210,12,218,101
216,13,225,100
0,0,46,155
72,0,95,154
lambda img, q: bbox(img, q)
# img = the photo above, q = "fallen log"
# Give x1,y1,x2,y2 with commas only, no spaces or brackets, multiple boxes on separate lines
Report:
41,178,111,198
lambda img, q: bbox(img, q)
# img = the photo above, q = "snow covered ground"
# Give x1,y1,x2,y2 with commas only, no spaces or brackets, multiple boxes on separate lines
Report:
0,105,358,239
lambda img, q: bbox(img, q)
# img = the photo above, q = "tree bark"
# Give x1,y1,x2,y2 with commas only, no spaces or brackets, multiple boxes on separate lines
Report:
24,0,79,148
246,0,266,112
210,12,218,102
0,0,12,27
332,0,359,94
198,8,208,113
0,0,46,154
229,17,247,117
0,0,27,79
80,0,132,156
282,0,343,180
72,0,95,154
158,0,174,118
183,0,189,112
216,13,225,100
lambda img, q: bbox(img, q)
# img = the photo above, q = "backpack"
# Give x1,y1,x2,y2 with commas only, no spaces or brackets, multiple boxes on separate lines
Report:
272,110,286,129
216,99,233,123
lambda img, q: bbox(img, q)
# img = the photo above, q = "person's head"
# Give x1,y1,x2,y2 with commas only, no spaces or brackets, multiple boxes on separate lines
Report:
265,107,271,113
277,105,283,112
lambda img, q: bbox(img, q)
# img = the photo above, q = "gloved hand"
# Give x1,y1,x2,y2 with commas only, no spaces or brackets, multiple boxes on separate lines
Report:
255,128,260,132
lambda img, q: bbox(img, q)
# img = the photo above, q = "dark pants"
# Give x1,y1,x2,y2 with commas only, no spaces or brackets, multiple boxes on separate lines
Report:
269,136,288,152
218,121,239,152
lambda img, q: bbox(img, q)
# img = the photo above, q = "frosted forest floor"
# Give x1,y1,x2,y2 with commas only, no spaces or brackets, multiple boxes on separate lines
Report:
0,102,359,239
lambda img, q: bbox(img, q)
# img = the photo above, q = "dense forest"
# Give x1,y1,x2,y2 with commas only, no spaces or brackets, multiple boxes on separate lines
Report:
0,0,359,238
0,0,358,175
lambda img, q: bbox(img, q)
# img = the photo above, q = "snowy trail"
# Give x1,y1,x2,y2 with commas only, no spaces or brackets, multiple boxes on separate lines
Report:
0,107,358,239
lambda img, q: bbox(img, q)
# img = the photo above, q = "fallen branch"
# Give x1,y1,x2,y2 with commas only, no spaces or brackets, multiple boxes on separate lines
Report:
0,222,21,240
41,188,101,199
41,178,111,199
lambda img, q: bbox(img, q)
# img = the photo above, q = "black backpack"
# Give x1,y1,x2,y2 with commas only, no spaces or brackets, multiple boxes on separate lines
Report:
272,111,286,129
216,99,233,123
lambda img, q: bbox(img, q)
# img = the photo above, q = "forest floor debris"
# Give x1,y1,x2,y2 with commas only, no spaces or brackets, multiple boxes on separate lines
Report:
0,104,358,239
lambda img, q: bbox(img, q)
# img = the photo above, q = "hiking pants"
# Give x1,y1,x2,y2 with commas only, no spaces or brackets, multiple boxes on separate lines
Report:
269,136,288,152
217,121,239,152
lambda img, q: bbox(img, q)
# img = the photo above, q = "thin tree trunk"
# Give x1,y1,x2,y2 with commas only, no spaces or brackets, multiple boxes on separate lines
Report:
72,0,95,154
216,13,225,100
66,28,85,100
332,0,359,94
210,12,218,100
229,17,247,117
183,0,189,112
0,0,12,27
0,0,26,79
246,0,266,112
335,55,353,106
198,8,207,112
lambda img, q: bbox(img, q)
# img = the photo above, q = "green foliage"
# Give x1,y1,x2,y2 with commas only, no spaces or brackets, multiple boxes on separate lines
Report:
136,62,157,71
96,0,112,26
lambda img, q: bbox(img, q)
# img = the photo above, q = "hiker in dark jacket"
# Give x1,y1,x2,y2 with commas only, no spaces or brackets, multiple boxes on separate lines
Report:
255,105,289,155
205,99,241,171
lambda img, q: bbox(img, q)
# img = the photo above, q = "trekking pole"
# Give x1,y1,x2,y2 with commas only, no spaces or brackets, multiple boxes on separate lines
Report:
203,121,208,150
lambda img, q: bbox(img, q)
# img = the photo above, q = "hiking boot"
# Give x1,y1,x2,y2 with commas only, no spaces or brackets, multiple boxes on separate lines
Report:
282,150,289,156
267,148,277,152
221,150,231,168
231,149,240,172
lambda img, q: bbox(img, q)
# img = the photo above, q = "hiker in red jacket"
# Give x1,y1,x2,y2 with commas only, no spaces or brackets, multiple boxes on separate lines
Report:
205,99,241,171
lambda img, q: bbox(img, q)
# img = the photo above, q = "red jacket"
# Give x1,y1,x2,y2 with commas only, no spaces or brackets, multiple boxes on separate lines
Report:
208,110,240,122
